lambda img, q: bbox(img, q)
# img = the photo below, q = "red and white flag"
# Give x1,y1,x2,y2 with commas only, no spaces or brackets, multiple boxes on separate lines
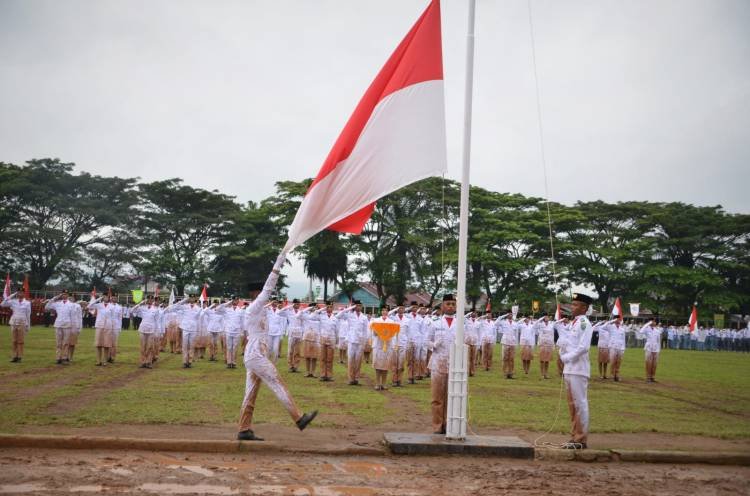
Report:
199,284,208,304
153,283,160,299
554,303,562,321
22,274,30,299
284,0,447,251
688,305,698,332
90,287,97,303
611,297,623,319
2,273,10,300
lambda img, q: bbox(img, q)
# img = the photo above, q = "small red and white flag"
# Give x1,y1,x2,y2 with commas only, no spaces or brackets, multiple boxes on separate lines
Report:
554,303,562,321
90,287,97,303
3,273,10,300
284,0,446,251
153,283,160,299
199,284,208,304
688,305,698,332
611,297,623,319
22,274,30,299
485,299,491,313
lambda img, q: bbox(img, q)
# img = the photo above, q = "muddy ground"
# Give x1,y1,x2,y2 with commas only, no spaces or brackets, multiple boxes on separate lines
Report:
14,423,750,454
1,448,749,495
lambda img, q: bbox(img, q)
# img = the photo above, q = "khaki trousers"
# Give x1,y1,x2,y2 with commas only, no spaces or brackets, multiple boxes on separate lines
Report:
645,351,659,380
347,342,364,381
430,371,448,433
11,324,25,358
55,327,70,360
502,345,516,376
405,344,417,380
140,333,154,365
319,343,335,378
482,342,493,370
182,332,196,364
467,344,476,375
287,336,302,370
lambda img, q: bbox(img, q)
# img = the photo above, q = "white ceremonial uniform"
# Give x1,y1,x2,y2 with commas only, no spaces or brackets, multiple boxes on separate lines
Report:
560,315,593,444
238,258,303,432
266,306,286,362
45,299,75,361
345,309,370,382
217,302,245,366
427,314,456,433
174,301,202,365
2,297,31,361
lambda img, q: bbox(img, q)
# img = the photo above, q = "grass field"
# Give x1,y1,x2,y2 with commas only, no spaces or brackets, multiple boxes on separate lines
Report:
0,326,748,438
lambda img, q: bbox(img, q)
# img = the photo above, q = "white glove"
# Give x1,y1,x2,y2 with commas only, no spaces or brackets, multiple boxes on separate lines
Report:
273,252,287,271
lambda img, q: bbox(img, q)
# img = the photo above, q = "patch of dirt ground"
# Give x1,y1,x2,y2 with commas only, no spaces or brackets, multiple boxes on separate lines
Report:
0,448,748,496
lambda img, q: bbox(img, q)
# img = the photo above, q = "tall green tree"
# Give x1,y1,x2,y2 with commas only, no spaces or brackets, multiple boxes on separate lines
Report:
210,200,286,297
135,179,238,294
0,159,138,288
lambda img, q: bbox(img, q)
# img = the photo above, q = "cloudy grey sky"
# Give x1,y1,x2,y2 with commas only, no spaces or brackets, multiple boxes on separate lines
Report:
1,0,749,295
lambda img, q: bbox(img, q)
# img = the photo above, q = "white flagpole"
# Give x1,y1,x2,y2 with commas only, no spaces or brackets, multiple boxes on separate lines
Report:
446,0,476,441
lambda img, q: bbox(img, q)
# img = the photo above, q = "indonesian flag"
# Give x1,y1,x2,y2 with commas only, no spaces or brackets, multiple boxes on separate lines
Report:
554,303,562,321
169,286,176,306
283,0,447,251
90,287,97,303
485,299,491,313
2,273,10,300
199,284,208,304
611,297,623,319
22,274,30,299
688,305,698,332
153,283,160,299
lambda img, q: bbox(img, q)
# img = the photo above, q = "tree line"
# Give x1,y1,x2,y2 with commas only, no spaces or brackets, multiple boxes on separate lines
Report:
1,159,749,318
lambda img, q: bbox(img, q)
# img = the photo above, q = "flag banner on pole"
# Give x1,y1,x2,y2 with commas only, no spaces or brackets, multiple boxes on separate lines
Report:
3,273,10,300
199,284,208,304
511,305,519,319
90,287,97,303
629,303,640,317
689,306,698,332
554,303,562,320
22,274,30,299
283,0,447,251
611,297,623,318
169,287,176,306
154,283,160,299
370,321,401,351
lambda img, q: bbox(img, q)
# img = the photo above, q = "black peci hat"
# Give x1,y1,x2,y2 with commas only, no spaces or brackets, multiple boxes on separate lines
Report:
442,294,456,302
572,293,594,305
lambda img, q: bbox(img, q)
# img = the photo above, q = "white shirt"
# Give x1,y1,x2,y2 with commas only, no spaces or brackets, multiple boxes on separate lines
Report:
561,315,593,378
535,319,555,346
518,320,536,346
428,315,456,374
2,298,31,326
45,299,75,328
217,303,245,335
641,323,661,353
266,307,286,336
345,310,371,345
498,318,518,346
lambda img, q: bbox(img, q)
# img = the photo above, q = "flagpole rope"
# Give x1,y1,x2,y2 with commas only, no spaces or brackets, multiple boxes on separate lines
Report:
528,0,570,450
527,0,559,308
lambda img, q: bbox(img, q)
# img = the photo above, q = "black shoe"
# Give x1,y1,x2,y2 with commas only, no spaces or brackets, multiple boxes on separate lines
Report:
183,363,189,368
614,377,620,382
237,430,264,441
408,379,415,384
107,358,114,363
296,410,318,431
348,380,357,385
562,442,587,449
226,364,232,369
433,428,446,435
15,357,21,363
10,357,18,363
56,359,63,365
